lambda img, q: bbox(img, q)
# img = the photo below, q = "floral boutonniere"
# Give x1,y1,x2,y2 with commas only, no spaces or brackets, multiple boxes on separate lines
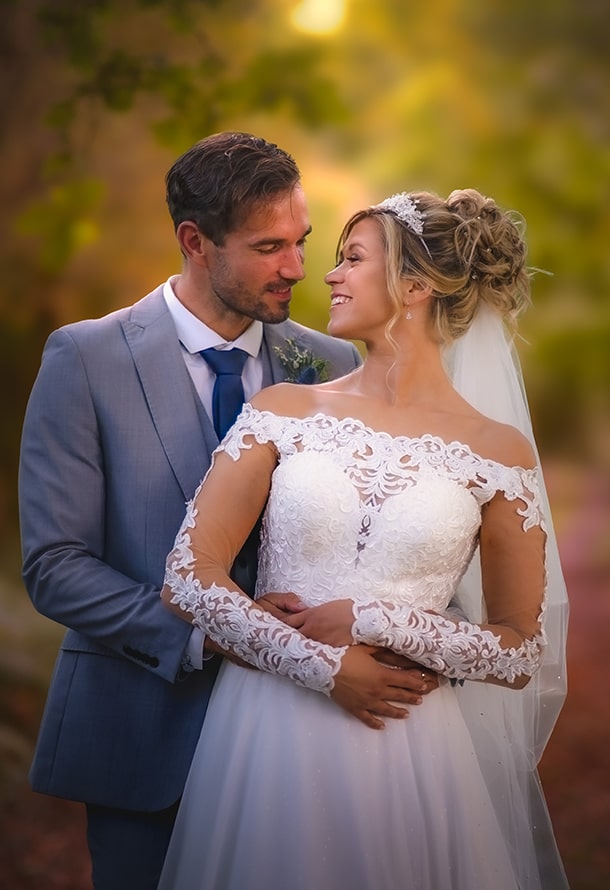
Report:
273,338,330,385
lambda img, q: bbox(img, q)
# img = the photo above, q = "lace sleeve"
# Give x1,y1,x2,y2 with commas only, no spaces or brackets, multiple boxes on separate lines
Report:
352,481,548,685
163,409,347,696
352,604,544,683
165,564,346,696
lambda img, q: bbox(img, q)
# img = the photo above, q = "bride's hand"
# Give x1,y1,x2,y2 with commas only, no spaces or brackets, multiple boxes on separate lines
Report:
331,645,429,729
374,649,440,693
284,599,355,647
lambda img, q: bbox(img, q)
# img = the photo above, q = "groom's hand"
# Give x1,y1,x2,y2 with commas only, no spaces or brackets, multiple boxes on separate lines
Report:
256,591,308,619
201,593,307,669
284,599,354,646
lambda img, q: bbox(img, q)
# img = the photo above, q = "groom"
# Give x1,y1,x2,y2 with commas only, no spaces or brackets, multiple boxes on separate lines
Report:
19,132,434,890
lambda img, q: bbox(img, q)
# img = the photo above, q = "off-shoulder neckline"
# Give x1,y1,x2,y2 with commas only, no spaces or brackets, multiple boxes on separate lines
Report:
239,403,536,475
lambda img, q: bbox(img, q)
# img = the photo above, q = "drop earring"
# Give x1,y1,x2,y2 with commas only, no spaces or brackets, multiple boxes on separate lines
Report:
405,304,412,320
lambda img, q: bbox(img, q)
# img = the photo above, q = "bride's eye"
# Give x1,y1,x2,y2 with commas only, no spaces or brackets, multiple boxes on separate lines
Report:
332,252,360,269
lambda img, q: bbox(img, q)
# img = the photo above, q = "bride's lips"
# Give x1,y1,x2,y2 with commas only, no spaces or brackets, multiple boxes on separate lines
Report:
330,292,352,308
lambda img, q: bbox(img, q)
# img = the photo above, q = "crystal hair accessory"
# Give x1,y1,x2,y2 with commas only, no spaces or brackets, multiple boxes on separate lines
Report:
376,193,424,234
375,193,432,258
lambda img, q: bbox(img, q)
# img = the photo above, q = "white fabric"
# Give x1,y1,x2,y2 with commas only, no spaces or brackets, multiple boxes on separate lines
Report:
159,406,568,890
442,305,569,763
163,277,264,416
352,598,544,682
166,570,346,694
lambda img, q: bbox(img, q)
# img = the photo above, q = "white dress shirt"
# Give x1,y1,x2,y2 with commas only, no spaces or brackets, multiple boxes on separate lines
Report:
163,278,263,417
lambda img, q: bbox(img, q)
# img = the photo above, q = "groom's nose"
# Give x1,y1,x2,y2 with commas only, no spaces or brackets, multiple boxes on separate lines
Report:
278,245,305,282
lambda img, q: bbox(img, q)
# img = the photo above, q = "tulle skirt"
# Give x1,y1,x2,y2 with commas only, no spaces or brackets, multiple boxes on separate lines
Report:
159,662,562,890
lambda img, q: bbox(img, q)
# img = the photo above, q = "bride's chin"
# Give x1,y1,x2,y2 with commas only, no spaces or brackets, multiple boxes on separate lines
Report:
327,319,359,340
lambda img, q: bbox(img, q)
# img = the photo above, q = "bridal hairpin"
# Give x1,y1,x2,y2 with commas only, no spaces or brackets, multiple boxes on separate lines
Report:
376,193,425,234
375,193,432,258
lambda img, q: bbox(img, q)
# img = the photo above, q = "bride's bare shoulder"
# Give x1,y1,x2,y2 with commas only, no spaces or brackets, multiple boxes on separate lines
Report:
249,383,320,417
473,416,536,470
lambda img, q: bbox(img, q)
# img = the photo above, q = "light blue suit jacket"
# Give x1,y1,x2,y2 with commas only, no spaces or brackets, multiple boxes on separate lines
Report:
19,285,361,811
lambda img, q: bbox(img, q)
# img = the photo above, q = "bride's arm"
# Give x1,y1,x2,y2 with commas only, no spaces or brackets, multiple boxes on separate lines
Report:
162,429,348,697
292,483,547,690
353,489,547,688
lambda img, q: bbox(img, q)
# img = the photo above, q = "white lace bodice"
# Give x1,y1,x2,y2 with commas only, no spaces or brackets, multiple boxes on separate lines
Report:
247,412,539,612
164,405,547,693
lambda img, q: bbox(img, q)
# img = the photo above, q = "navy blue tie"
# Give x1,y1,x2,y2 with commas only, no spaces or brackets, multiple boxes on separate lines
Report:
200,347,249,440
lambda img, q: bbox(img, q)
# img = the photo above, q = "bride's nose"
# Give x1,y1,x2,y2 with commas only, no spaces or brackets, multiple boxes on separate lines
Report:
324,263,342,284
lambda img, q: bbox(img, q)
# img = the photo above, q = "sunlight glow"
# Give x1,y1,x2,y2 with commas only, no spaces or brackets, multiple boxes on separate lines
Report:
290,0,346,35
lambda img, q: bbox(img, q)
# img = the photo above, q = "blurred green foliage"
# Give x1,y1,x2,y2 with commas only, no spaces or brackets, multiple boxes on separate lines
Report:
0,0,608,543
16,180,104,274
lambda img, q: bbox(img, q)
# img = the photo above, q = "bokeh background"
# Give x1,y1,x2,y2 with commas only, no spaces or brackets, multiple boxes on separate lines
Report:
1,0,608,886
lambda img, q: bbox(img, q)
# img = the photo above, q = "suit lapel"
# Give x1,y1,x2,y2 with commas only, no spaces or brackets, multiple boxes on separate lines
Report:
121,307,322,500
122,288,216,501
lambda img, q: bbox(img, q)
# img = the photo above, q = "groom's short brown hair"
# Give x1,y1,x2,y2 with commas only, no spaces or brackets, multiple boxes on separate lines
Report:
165,132,301,245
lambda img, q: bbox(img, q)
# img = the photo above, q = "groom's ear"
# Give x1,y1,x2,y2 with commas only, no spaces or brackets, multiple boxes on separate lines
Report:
176,220,209,265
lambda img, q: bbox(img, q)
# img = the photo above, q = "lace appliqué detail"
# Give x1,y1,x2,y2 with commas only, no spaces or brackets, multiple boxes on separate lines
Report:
222,405,545,611
223,405,544,529
352,601,545,683
164,500,346,696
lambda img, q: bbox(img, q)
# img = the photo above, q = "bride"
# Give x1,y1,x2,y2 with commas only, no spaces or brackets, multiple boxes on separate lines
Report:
158,188,569,889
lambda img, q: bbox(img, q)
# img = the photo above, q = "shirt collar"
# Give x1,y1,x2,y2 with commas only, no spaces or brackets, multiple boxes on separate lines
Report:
163,278,263,357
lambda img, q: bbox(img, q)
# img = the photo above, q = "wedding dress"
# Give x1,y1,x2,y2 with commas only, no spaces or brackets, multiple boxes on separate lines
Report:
158,404,568,890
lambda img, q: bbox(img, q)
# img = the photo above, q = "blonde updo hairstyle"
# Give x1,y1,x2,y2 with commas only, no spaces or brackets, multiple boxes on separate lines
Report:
337,188,531,345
